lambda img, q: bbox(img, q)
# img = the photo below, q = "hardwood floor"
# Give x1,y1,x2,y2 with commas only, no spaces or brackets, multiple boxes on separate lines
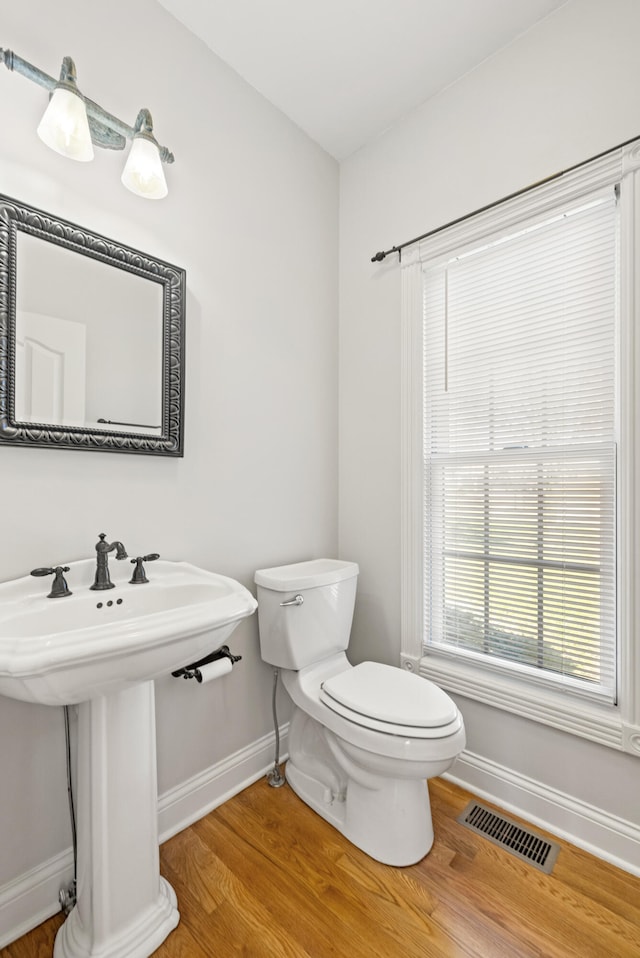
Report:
3,776,640,957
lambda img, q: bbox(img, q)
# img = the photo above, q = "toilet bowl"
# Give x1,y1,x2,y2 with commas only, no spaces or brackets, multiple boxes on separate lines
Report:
254,559,465,866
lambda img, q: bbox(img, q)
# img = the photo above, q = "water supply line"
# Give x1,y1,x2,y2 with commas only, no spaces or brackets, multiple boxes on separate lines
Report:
267,668,286,788
60,705,77,914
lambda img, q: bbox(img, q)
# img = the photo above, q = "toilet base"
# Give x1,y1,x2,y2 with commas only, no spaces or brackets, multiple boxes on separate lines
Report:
285,756,434,867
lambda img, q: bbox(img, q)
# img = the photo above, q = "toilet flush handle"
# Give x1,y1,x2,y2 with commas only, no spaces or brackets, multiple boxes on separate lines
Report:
280,594,304,607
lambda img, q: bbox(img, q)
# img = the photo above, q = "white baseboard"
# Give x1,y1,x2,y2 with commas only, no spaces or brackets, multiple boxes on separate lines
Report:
0,724,289,950
445,749,640,877
0,848,74,950
158,723,289,842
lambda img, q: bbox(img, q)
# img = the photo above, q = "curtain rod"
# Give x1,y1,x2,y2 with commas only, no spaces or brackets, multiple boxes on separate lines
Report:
370,133,640,264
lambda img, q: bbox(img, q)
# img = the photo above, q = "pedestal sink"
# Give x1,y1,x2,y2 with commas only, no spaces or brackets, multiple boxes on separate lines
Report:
0,558,257,958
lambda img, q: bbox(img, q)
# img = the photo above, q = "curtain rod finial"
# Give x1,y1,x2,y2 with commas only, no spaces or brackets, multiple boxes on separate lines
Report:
371,250,386,262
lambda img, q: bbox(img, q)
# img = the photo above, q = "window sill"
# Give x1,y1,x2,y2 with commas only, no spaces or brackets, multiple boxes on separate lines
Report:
402,651,638,753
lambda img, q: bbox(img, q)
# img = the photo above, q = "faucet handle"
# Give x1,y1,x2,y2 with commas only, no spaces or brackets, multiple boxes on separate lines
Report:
31,566,73,598
129,554,160,585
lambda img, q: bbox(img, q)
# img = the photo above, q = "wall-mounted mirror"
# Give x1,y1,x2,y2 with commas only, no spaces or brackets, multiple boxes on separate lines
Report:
0,194,185,455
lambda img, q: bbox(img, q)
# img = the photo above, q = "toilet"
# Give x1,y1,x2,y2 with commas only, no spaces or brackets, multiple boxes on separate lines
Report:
254,558,465,867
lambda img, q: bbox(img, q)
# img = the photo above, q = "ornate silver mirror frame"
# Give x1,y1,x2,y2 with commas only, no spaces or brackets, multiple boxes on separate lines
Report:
0,193,185,456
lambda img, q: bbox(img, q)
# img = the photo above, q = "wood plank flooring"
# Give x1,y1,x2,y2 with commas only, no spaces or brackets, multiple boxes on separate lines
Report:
3,776,639,957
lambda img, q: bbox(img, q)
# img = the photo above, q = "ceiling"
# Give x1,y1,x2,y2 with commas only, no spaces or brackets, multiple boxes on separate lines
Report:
158,0,568,161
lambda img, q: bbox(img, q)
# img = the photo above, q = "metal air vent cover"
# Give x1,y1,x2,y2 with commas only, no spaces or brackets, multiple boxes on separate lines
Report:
458,801,560,874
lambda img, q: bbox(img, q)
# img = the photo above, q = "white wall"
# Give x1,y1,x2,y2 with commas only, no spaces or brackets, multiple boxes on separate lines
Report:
0,0,337,910
339,0,640,848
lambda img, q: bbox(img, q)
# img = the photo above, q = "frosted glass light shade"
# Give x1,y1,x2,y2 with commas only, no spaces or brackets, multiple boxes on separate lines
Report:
37,87,94,162
121,136,168,199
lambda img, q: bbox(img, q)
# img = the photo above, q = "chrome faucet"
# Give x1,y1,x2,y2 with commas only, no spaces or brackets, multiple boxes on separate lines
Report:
90,533,128,591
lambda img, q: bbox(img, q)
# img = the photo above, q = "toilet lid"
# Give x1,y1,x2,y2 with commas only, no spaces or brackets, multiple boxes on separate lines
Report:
320,661,457,729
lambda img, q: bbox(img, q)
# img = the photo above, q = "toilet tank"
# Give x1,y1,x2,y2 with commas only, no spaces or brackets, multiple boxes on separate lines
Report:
254,559,359,669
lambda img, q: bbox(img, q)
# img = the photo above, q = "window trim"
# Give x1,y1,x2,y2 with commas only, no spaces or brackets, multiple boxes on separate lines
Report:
400,140,640,756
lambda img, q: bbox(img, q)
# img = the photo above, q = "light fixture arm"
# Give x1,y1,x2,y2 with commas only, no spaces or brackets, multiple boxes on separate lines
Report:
0,47,174,163
55,55,81,94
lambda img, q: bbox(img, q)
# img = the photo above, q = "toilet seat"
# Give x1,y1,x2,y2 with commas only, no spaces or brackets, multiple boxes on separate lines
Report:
320,661,460,739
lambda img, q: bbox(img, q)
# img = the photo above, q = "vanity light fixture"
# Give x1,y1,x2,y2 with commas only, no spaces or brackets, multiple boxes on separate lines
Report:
0,47,174,199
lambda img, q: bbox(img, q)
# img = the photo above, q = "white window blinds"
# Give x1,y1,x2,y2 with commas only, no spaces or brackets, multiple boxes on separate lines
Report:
423,189,618,703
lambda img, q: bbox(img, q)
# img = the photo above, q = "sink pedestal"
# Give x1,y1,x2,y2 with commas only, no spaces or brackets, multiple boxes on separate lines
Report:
54,681,179,958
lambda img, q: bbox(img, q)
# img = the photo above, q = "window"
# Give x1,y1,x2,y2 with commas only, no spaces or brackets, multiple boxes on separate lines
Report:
400,142,640,752
424,192,617,704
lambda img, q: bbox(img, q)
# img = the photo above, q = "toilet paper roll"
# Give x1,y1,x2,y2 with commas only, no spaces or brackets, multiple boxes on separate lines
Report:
195,658,233,684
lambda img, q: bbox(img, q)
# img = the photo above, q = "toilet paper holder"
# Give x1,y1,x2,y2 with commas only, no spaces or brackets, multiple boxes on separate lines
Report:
171,645,242,682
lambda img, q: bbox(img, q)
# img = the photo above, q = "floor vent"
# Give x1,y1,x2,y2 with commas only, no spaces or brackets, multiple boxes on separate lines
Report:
457,801,560,874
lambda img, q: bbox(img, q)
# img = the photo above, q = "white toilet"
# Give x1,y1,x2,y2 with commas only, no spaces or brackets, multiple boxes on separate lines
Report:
254,558,465,867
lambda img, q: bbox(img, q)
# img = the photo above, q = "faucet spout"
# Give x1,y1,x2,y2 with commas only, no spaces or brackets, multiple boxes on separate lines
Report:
90,533,128,591
111,541,128,560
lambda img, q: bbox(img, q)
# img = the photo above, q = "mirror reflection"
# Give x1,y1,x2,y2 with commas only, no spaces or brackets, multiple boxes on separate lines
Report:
15,232,163,435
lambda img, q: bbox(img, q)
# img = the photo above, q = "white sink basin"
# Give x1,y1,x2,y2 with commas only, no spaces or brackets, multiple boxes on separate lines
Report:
0,558,257,705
